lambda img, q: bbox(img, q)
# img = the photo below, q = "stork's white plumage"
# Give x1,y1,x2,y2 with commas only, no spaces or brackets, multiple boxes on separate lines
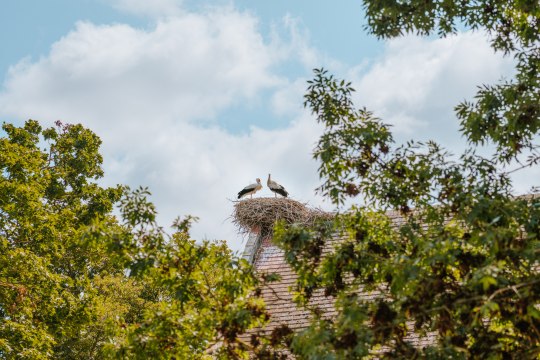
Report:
237,178,263,199
267,174,289,197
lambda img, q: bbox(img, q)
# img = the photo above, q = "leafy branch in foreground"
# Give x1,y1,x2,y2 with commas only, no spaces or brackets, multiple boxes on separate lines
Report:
274,62,540,358
363,0,540,162
0,120,280,359
273,2,540,354
104,198,272,359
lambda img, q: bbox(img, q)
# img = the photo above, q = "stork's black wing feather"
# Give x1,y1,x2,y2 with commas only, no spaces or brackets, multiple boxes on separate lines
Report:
238,183,257,199
272,187,288,197
237,188,252,199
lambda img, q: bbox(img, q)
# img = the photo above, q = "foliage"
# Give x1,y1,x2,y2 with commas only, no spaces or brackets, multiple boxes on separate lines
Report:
0,120,125,359
363,0,540,162
0,120,273,359
103,194,271,359
2,1,539,359
271,1,540,358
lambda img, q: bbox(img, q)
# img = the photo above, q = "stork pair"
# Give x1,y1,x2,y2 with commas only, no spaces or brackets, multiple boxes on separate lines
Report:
237,174,288,199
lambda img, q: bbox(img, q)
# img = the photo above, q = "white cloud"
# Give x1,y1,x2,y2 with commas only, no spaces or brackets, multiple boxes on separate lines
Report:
0,6,326,252
270,77,307,117
351,31,516,148
269,14,343,72
0,4,530,254
275,15,319,69
123,115,325,249
346,31,538,195
1,11,281,131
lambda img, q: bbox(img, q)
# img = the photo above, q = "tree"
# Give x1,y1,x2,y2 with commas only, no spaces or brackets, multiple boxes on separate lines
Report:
3,1,539,358
0,121,274,359
272,1,540,358
101,192,273,359
0,120,126,359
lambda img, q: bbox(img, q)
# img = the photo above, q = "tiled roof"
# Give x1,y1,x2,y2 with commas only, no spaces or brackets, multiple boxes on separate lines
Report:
247,211,437,356
240,196,540,357
254,235,336,331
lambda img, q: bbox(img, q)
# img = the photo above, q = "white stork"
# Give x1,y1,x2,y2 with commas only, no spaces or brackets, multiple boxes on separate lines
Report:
237,178,263,199
267,174,289,197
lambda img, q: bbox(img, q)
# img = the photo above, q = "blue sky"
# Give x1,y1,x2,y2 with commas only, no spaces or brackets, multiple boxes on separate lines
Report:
0,1,379,88
0,0,380,133
0,1,139,81
0,0,529,252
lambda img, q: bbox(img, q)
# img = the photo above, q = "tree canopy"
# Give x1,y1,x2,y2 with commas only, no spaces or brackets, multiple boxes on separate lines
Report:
1,0,539,359
271,0,540,358
0,121,277,359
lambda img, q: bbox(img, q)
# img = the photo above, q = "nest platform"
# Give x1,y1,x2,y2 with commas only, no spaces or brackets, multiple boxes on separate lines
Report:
232,197,331,236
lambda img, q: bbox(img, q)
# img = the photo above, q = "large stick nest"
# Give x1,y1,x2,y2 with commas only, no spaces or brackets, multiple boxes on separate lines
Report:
232,197,332,237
